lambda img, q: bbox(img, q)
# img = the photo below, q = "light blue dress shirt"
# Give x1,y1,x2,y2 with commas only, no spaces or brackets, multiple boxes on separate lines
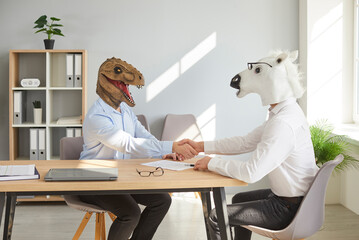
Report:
80,98,173,160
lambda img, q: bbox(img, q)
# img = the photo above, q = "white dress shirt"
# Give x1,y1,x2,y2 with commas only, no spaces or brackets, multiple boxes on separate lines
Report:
206,98,319,197
80,98,172,160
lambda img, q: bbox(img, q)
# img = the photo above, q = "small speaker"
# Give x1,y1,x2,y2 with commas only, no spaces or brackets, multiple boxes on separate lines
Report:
21,78,40,87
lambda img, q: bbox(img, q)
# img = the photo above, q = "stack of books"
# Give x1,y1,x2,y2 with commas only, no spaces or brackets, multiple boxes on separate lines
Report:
0,164,40,181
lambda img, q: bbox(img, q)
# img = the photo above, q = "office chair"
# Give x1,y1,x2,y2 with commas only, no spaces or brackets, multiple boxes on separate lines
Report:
161,114,203,198
60,136,116,240
136,114,150,132
60,115,150,240
241,154,344,240
161,114,203,142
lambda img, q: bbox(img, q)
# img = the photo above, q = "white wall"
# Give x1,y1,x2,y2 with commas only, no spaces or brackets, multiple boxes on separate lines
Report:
340,147,359,215
0,0,299,191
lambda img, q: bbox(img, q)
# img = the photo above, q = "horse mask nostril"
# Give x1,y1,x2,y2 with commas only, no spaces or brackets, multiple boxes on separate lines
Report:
230,74,241,89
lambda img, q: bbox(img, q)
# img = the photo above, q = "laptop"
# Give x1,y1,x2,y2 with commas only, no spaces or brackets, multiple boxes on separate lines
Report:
44,168,118,182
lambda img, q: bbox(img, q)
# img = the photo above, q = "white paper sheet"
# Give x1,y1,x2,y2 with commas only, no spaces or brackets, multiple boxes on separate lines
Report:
141,160,194,171
0,164,35,176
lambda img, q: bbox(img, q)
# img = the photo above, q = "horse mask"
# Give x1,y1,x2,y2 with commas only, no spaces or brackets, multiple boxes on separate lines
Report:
96,57,145,109
230,50,304,106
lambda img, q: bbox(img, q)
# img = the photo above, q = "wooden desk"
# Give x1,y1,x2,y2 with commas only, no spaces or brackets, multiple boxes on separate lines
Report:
0,159,247,240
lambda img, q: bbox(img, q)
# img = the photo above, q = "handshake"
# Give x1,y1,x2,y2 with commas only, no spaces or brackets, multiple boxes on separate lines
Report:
166,139,204,161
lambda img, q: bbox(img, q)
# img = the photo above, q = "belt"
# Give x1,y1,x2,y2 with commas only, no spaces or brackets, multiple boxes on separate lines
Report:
278,196,303,204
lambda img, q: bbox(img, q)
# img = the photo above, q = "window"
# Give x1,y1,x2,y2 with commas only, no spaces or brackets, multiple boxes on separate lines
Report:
355,0,359,122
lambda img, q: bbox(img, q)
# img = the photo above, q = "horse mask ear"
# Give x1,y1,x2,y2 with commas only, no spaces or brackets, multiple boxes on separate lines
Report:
275,52,288,65
275,50,298,65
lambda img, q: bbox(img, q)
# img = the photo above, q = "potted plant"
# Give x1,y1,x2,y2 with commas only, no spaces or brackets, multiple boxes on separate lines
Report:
33,100,42,124
310,119,359,172
33,15,64,49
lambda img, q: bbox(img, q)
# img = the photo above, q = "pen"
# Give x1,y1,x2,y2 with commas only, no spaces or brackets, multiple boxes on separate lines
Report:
184,164,195,167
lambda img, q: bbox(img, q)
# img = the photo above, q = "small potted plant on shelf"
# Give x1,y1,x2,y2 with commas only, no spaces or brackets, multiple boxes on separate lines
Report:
33,15,64,49
33,100,42,124
310,119,359,172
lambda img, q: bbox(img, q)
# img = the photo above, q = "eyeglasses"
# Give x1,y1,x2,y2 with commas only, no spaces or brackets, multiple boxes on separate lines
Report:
136,167,164,177
247,62,273,70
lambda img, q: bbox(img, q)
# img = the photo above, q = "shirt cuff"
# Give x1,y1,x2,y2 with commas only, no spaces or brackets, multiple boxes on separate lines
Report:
161,141,173,155
204,141,217,154
208,156,221,172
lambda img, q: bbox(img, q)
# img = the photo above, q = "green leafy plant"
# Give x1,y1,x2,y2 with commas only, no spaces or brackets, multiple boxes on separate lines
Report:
34,15,64,40
310,119,359,172
32,101,41,109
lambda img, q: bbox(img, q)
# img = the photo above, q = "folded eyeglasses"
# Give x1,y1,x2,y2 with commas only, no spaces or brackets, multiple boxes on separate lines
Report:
136,167,164,177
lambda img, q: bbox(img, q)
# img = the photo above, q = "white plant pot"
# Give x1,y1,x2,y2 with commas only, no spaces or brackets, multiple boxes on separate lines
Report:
33,108,42,124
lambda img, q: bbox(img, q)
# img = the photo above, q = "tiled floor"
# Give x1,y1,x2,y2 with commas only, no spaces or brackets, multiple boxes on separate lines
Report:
1,193,358,240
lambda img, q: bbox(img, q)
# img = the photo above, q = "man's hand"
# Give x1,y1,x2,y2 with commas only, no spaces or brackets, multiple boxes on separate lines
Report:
177,139,204,153
162,153,184,161
172,142,198,160
194,156,212,170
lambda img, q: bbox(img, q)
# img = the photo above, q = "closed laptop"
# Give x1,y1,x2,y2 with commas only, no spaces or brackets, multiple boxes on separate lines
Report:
44,168,118,182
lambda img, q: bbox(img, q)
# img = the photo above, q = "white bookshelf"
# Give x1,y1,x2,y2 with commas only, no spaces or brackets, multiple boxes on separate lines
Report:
9,49,87,161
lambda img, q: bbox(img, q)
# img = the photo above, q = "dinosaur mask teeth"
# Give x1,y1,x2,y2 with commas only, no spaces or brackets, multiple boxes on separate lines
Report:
106,77,134,104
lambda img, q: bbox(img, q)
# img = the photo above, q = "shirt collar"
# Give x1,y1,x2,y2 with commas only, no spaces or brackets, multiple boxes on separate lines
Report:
269,97,296,115
97,98,124,115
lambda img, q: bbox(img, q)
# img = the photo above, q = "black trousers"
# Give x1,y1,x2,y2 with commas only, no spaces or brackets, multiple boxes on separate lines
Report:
79,193,171,240
208,189,302,240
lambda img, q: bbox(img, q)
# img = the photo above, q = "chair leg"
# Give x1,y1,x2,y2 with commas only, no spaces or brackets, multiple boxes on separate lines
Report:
95,213,101,240
195,192,201,199
108,212,117,222
72,212,93,240
100,213,106,240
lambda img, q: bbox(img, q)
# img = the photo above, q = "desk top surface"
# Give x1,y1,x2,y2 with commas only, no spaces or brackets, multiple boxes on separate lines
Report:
0,159,246,192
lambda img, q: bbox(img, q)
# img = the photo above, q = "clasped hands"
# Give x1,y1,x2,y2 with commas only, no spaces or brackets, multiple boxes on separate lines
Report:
166,139,211,170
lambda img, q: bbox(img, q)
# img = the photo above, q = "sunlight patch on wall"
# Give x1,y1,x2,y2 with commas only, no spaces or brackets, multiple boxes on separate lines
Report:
146,63,180,102
146,32,217,102
196,104,216,141
180,32,217,74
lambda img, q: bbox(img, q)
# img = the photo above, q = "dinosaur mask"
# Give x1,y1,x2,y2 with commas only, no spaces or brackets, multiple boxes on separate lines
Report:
96,57,145,109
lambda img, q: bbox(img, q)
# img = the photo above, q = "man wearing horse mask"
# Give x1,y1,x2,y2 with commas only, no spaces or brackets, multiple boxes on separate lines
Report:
79,57,197,240
180,50,319,240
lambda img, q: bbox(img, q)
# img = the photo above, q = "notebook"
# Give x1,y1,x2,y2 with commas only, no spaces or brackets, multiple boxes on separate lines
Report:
44,168,118,182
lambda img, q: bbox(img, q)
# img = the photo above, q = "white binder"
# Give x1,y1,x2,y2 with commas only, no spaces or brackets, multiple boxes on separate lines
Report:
74,128,82,137
38,129,46,160
13,91,25,124
74,54,82,87
30,128,38,160
66,54,74,87
66,128,74,137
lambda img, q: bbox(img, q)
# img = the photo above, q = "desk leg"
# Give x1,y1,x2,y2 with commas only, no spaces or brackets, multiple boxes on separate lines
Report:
0,193,5,228
200,191,212,240
213,187,232,240
3,193,16,240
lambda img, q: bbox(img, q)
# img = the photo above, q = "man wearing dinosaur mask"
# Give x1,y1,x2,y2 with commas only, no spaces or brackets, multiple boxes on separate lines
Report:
79,57,197,240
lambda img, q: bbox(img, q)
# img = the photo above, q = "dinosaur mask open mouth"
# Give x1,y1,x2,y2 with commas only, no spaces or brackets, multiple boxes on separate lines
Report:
105,76,135,105
96,57,145,109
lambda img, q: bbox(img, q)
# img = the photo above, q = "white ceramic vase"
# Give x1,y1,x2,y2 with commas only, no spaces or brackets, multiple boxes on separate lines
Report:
33,108,42,124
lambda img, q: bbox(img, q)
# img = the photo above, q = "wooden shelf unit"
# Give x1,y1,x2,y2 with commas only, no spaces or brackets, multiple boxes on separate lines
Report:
8,50,87,202
9,49,87,161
